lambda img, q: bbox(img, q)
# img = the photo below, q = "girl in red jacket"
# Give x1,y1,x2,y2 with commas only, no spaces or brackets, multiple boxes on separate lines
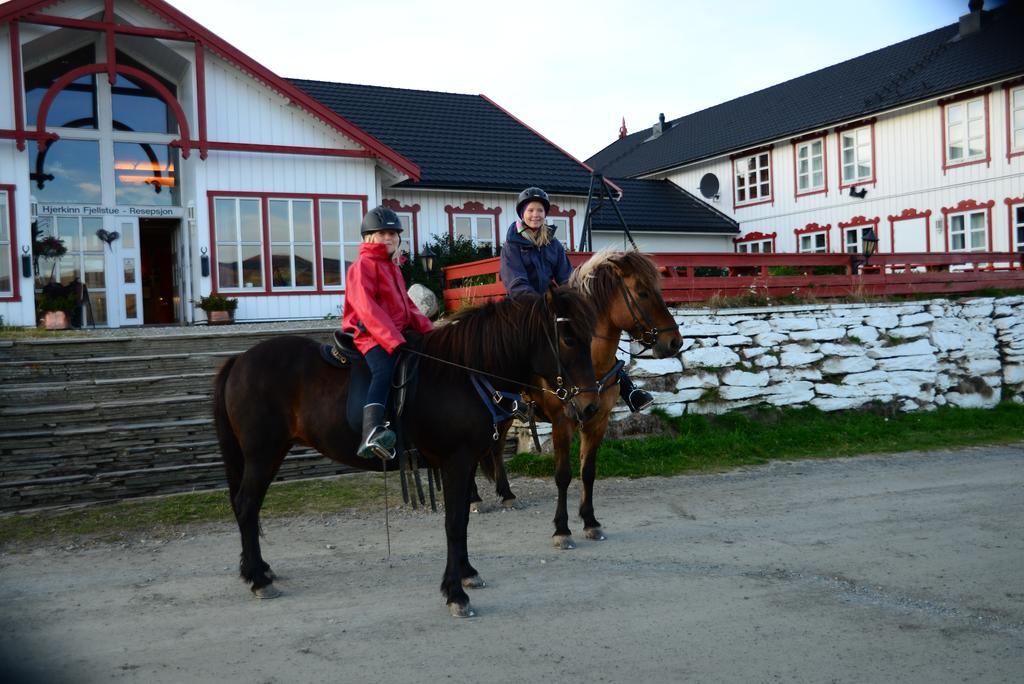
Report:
342,206,433,459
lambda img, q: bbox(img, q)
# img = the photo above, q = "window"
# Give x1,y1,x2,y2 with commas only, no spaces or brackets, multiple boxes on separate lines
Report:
318,199,363,289
843,226,875,254
453,215,495,252
1013,203,1024,252
795,139,825,196
1010,86,1024,158
29,139,102,205
949,211,988,252
393,211,415,253
0,189,12,298
33,215,108,324
734,151,772,206
840,126,873,185
213,197,263,290
736,240,772,253
548,216,571,246
944,96,987,166
269,199,315,289
800,233,827,253
113,142,179,206
24,45,97,129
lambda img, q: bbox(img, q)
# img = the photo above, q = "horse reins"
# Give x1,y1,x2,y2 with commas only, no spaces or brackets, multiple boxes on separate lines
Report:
593,281,679,357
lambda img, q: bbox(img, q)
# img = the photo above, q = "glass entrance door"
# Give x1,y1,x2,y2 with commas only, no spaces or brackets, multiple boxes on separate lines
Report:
111,217,142,326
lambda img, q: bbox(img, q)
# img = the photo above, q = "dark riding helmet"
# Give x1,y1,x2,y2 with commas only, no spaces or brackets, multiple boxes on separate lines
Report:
516,187,550,219
360,206,404,235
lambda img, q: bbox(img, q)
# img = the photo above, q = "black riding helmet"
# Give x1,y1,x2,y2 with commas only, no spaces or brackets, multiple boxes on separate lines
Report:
516,187,550,219
360,206,404,235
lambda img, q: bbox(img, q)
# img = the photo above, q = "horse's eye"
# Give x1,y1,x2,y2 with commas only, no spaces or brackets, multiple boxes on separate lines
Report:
562,335,577,348
637,289,650,299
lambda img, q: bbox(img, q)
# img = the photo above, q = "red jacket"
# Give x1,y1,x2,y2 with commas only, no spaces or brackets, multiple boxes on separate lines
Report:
342,242,433,354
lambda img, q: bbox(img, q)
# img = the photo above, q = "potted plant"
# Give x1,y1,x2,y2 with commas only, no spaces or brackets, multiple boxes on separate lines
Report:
196,294,239,325
36,288,77,330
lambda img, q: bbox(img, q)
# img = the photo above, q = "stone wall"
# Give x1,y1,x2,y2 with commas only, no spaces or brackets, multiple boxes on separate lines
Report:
518,295,1024,447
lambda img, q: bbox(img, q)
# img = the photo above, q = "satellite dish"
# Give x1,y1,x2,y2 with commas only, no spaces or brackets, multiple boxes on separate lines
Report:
699,173,720,199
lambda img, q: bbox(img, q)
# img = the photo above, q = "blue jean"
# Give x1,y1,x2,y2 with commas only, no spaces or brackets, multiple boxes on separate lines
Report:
364,345,397,407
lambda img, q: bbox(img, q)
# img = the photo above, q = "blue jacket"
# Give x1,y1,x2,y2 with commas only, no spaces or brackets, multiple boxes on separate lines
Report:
499,221,573,299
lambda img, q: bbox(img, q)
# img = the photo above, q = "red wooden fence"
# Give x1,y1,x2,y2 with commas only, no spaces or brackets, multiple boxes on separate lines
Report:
442,251,1024,309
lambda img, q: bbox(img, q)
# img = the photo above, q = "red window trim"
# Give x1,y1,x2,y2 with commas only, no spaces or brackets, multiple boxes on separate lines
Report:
838,215,881,253
382,199,421,257
1004,195,1024,251
732,147,774,210
0,184,19,302
732,231,777,252
939,90,991,173
1005,78,1024,162
939,199,995,253
794,222,831,253
792,135,829,200
887,208,933,253
548,203,577,250
444,201,502,246
836,120,877,190
207,191,368,296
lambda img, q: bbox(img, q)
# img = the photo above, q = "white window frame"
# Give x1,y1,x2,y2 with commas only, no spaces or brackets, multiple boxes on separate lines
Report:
843,225,876,254
799,232,828,253
268,198,316,291
318,199,364,291
1011,86,1024,155
945,96,987,165
736,239,772,254
795,139,825,195
548,216,571,247
1014,204,1024,252
0,189,11,297
213,197,264,292
393,211,415,256
948,210,988,252
733,151,772,206
453,214,496,251
840,126,873,185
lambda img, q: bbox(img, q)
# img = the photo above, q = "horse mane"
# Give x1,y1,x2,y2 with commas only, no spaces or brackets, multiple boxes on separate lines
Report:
423,288,595,385
568,248,662,311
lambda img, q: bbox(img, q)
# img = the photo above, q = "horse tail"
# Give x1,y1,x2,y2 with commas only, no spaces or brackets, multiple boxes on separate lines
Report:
213,356,244,491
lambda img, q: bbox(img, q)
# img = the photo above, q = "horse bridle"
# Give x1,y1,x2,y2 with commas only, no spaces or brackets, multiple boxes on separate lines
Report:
538,300,601,422
593,277,679,356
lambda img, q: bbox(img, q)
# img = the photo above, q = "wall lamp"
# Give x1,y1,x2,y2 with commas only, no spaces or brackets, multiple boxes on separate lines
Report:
849,186,868,199
850,227,879,274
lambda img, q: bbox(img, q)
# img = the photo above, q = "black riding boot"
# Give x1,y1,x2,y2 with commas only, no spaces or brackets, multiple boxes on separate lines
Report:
618,371,654,413
357,403,396,460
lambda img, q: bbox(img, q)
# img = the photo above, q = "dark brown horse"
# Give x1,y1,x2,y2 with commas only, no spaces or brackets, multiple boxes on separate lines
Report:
475,250,683,548
213,287,600,617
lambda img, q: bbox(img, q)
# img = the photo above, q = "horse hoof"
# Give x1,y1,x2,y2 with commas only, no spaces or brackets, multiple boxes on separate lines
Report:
501,498,517,510
253,584,282,600
448,602,476,618
552,535,576,550
584,527,607,541
462,575,486,589
470,502,480,513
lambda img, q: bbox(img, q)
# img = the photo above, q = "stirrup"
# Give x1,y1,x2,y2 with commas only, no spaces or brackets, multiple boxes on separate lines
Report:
626,388,654,413
359,426,396,461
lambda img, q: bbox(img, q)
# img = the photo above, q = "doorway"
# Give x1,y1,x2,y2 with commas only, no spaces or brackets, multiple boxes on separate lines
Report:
140,219,180,324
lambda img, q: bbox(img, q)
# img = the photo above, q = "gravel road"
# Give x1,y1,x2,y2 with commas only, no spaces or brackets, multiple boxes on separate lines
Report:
1,444,1022,683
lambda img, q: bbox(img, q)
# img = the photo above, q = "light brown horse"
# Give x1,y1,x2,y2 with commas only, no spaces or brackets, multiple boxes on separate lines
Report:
476,250,683,548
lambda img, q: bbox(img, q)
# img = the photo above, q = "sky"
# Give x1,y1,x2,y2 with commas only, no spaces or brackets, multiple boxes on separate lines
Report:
162,0,980,162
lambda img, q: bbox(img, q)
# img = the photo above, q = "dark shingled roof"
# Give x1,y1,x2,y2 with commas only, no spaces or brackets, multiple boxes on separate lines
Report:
589,179,739,234
288,79,595,195
587,3,1024,178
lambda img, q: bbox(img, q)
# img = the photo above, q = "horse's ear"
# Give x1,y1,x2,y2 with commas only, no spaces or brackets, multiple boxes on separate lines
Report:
545,284,558,307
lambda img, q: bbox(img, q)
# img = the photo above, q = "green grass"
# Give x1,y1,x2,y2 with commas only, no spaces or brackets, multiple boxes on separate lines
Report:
506,402,1024,478
0,474,384,547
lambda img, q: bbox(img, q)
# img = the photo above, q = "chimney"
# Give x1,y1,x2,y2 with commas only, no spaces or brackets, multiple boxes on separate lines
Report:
651,112,666,140
619,117,628,140
959,0,983,38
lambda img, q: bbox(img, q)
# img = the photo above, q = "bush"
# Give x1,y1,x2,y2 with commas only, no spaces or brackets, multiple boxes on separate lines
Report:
400,234,496,309
195,294,238,313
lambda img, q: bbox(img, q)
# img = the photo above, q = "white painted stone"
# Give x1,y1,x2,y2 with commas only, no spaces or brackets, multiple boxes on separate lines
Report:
676,373,721,389
407,284,439,318
764,385,815,406
821,356,876,374
812,397,869,411
788,328,847,342
718,385,764,400
680,338,698,351
946,391,996,409
735,319,772,335
992,316,1019,330
816,382,895,398
966,358,1002,376
754,332,789,347
846,326,879,343
780,351,824,366
930,331,965,351
1004,365,1024,385
864,312,900,329
875,355,938,372
769,367,823,382
632,358,687,376
888,326,929,340
672,389,706,403
721,369,770,387
660,403,687,417
900,399,920,412
961,302,995,319
866,339,937,358
772,317,818,331
682,346,740,368
842,370,891,385
697,338,719,348
742,346,767,358
899,312,935,327
718,335,753,346
819,343,863,357
683,324,740,336
754,354,780,368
